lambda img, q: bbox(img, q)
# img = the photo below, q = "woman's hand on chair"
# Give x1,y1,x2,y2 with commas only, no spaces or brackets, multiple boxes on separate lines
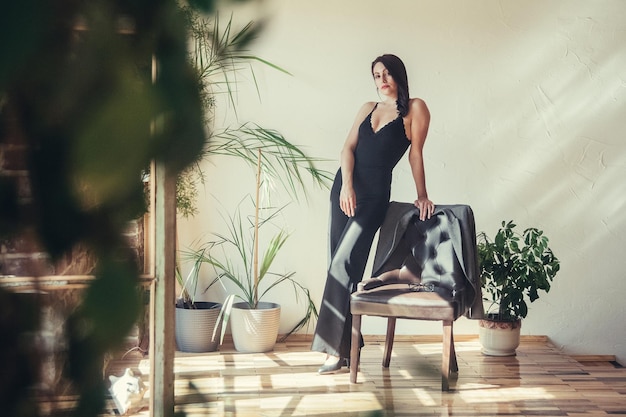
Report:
414,197,435,221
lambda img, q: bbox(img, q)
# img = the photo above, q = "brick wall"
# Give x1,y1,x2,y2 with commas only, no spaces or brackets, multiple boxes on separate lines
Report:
0,105,144,277
1,104,150,398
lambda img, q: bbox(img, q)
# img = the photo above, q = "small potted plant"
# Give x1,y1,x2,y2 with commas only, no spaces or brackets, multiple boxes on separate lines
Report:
477,220,560,356
186,150,318,353
174,257,225,353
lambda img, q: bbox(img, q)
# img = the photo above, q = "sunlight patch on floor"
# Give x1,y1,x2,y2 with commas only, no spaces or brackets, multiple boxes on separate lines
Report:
459,385,554,403
397,369,414,379
411,388,438,406
215,392,383,416
289,392,381,416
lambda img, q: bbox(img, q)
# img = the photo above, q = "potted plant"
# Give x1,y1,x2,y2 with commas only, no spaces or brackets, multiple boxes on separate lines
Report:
476,220,560,356
174,254,230,353
173,10,330,353
186,150,318,353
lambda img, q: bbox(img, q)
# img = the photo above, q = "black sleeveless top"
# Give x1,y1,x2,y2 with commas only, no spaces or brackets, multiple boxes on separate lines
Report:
350,104,410,202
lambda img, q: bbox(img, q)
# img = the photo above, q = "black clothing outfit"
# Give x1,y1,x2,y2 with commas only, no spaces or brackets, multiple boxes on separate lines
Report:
311,104,410,358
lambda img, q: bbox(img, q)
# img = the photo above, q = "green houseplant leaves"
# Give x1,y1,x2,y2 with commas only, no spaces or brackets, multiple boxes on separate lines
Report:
181,151,319,339
477,221,560,321
176,10,330,336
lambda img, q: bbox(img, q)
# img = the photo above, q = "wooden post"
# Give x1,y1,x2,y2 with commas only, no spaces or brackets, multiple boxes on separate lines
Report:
149,160,176,416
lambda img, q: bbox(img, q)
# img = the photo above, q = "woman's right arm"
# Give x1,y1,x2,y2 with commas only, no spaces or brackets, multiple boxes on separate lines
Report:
339,102,375,217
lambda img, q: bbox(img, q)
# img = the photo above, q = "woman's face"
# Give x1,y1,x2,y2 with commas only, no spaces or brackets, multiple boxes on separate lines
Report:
372,61,397,98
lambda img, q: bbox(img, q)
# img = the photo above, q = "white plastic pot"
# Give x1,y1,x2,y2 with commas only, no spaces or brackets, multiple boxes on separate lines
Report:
230,302,281,353
175,301,222,353
478,318,522,356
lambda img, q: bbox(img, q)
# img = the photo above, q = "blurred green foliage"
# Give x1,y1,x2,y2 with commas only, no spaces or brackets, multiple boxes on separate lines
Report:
0,0,228,415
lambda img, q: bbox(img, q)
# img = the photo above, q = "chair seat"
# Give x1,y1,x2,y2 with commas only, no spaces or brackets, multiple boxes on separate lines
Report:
351,284,459,321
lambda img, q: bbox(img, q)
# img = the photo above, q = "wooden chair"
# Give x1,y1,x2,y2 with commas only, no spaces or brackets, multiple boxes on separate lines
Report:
349,203,483,391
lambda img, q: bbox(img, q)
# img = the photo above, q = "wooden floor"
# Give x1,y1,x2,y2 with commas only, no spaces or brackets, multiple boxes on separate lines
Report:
104,336,626,417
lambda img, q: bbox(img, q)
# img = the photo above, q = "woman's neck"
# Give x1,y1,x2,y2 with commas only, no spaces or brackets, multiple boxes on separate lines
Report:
381,92,398,102
380,96,398,109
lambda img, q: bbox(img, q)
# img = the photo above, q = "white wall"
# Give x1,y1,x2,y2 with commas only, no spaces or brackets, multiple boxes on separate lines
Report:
178,0,626,364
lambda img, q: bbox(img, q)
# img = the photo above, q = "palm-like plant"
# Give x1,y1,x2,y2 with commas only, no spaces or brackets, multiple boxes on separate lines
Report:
177,11,327,336
176,11,332,218
207,124,333,200
189,12,287,118
183,151,317,336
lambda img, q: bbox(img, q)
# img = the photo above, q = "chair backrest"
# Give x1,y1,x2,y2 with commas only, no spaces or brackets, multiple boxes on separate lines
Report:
371,202,484,319
403,216,469,300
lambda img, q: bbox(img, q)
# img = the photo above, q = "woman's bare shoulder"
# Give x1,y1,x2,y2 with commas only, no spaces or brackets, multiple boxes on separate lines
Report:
408,97,428,111
354,101,377,118
361,101,378,112
408,98,430,119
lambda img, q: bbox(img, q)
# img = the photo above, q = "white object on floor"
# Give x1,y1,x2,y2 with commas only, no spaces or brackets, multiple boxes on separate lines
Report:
108,368,146,415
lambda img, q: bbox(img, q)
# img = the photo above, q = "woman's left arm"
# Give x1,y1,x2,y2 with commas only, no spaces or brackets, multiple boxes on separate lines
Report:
407,98,434,221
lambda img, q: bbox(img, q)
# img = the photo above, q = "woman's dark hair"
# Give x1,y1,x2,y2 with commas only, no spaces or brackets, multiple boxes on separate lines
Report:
371,54,410,117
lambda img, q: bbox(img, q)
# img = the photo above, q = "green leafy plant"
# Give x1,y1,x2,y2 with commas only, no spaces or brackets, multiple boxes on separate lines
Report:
176,11,332,218
175,10,329,338
182,150,318,337
477,221,560,321
175,261,202,309
206,123,333,200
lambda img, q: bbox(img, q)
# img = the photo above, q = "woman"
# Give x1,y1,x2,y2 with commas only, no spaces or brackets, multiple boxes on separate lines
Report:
311,54,435,374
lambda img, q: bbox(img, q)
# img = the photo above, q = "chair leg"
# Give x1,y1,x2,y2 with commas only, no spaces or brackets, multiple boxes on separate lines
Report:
441,320,453,391
383,317,396,368
350,314,361,383
450,327,458,373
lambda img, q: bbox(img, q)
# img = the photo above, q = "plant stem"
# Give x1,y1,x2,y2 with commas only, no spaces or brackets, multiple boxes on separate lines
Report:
253,148,262,308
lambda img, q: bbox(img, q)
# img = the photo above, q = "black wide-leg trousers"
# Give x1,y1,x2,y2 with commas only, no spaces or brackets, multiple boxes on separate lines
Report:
311,187,389,358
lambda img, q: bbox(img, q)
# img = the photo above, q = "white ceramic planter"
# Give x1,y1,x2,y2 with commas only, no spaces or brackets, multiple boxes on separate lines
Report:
478,318,522,356
175,302,222,353
230,302,281,353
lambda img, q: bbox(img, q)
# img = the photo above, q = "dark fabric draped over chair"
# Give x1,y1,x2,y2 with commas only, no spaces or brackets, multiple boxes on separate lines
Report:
350,202,483,391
